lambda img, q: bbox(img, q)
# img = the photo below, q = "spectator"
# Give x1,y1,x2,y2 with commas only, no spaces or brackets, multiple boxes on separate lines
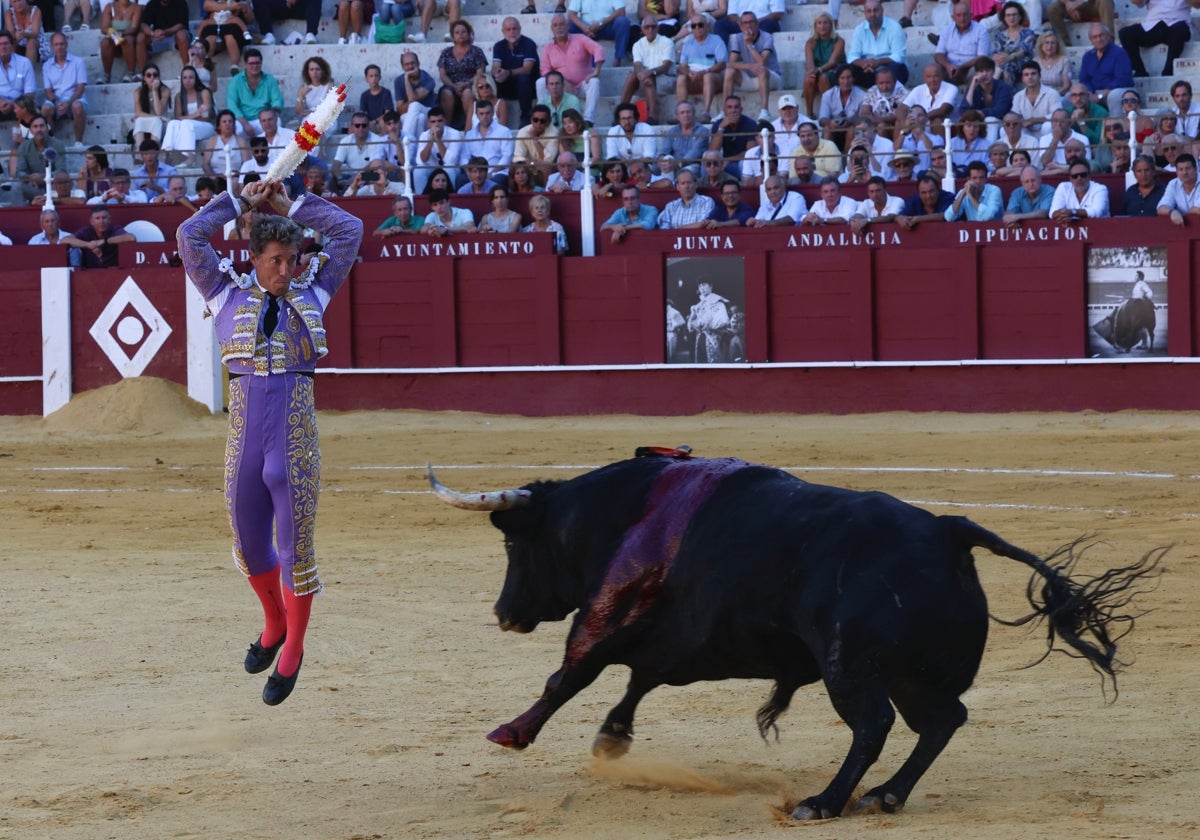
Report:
538,15,604,126
1012,61,1062,133
791,153,820,184
897,64,957,128
546,150,590,191
478,185,523,232
184,36,215,93
819,66,866,152
39,33,86,147
1034,30,1072,97
334,0,371,44
927,143,951,181
150,173,195,208
605,100,656,161
593,158,629,198
960,56,1013,130
840,139,876,184
358,64,394,133
33,170,87,207
508,161,543,194
436,19,488,132
1007,149,1038,175
951,110,990,176
657,168,716,228
1002,164,1055,226
849,115,895,172
0,29,35,116
623,15,674,125
792,118,842,178
1123,154,1165,216
99,0,141,82
628,158,653,190
522,193,569,253
887,148,918,181
710,94,757,178
131,63,171,146
238,135,271,185
202,109,250,181
28,208,65,244
421,167,453,196
256,107,284,161
395,51,437,143
405,0,463,44
137,0,190,73
991,1,1035,85
1170,79,1200,139
801,176,856,224
894,104,944,172
1050,159,1110,222
651,151,679,186
1157,133,1185,171
1047,0,1114,47
253,0,319,46
197,0,253,74
472,77,509,132
303,164,336,198
846,0,906,91
62,205,136,266
675,14,727,122
373,195,425,237
701,179,753,227
492,16,538,127
77,145,112,199
462,98,513,185
860,65,908,139
945,159,1002,220
771,93,803,159
895,173,954,229
741,119,781,187
1145,108,1179,148
296,56,333,124
422,187,475,234
987,140,1011,174
61,0,92,33
9,0,41,70
333,111,385,187
661,99,711,175
716,0,783,40
14,114,64,202
803,12,843,117
723,11,780,121
226,49,283,138
997,110,1039,161
747,173,805,226
601,184,659,241
131,137,178,199
162,65,215,167
457,155,497,195
698,148,731,188
513,103,558,182
1156,152,1200,223
1106,130,1132,174
415,107,463,193
376,110,405,178
1078,24,1133,115
638,0,682,38
1066,81,1107,146
850,175,905,232
934,3,991,86
343,160,405,197
568,0,633,66
1040,108,1091,172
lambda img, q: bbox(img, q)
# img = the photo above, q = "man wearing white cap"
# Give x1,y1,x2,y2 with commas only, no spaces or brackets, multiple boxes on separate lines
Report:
771,93,803,161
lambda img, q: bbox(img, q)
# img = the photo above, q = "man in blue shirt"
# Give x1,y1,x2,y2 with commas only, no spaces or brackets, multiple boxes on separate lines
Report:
492,16,539,127
847,0,909,86
944,161,1003,221
896,173,954,230
394,50,438,143
601,184,660,242
703,180,755,227
1078,24,1134,114
1003,166,1056,227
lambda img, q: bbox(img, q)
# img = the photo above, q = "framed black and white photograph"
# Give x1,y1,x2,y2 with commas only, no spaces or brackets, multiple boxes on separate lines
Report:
665,256,746,364
1086,246,1167,358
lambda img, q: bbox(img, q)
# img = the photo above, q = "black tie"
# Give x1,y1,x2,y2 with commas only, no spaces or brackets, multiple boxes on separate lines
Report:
263,295,280,337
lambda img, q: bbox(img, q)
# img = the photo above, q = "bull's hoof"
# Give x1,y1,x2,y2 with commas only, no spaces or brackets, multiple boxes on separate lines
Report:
591,730,632,759
855,791,903,814
790,802,837,821
486,724,531,750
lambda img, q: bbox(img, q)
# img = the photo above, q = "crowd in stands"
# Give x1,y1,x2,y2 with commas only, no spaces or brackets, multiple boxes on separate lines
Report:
2,0,1200,250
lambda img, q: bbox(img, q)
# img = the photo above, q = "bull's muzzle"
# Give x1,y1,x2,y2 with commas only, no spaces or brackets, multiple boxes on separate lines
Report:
427,465,533,511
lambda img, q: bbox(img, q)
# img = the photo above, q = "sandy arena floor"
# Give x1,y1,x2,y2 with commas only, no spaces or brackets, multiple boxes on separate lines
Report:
0,378,1196,840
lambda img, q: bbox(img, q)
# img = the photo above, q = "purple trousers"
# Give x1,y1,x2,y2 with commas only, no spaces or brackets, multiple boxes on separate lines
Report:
225,371,322,595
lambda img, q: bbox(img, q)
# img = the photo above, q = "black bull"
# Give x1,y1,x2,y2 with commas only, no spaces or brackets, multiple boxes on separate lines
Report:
430,451,1160,820
1093,297,1156,353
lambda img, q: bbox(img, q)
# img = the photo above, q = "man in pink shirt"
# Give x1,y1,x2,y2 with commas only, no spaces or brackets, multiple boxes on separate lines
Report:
537,13,605,125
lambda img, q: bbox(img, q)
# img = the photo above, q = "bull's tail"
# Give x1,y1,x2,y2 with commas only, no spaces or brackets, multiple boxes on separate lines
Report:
941,516,1164,700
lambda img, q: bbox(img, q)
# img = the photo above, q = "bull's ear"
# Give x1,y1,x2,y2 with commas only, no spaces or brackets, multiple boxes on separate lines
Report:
427,464,533,511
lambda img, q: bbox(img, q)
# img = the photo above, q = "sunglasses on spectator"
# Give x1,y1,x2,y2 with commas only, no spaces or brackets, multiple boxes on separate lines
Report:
352,122,368,127
691,21,705,27
144,72,159,78
1161,144,1178,151
531,116,549,124
1121,97,1139,104
1070,171,1089,179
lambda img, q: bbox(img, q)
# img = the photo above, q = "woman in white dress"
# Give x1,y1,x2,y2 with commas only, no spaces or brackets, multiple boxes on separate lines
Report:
162,66,215,167
202,108,251,188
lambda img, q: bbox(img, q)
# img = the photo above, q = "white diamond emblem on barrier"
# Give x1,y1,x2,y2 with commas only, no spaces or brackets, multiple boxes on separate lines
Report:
88,276,173,377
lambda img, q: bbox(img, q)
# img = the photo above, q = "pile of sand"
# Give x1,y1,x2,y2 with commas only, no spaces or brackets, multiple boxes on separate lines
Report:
42,376,214,437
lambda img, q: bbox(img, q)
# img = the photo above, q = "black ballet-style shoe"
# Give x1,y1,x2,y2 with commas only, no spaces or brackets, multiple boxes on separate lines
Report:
244,633,286,674
262,654,303,706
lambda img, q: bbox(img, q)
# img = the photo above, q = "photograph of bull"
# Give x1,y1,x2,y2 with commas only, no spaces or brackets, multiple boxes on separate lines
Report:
430,448,1161,821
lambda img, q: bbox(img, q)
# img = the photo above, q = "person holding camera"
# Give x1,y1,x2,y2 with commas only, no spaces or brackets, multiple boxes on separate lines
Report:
840,143,876,185
343,160,405,197
332,111,386,191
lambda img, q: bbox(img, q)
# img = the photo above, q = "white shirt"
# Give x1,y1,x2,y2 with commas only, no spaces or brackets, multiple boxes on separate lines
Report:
902,82,958,114
856,194,906,219
546,170,590,190
1172,101,1200,138
1041,128,1092,164
463,122,515,173
753,190,807,223
632,33,674,73
418,126,464,170
771,118,802,161
1157,177,1200,212
1139,0,1192,29
807,195,858,222
605,123,657,161
1049,180,1110,217
335,133,386,170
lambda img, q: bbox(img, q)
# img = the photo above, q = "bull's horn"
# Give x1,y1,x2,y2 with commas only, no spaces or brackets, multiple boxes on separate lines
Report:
427,465,532,511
